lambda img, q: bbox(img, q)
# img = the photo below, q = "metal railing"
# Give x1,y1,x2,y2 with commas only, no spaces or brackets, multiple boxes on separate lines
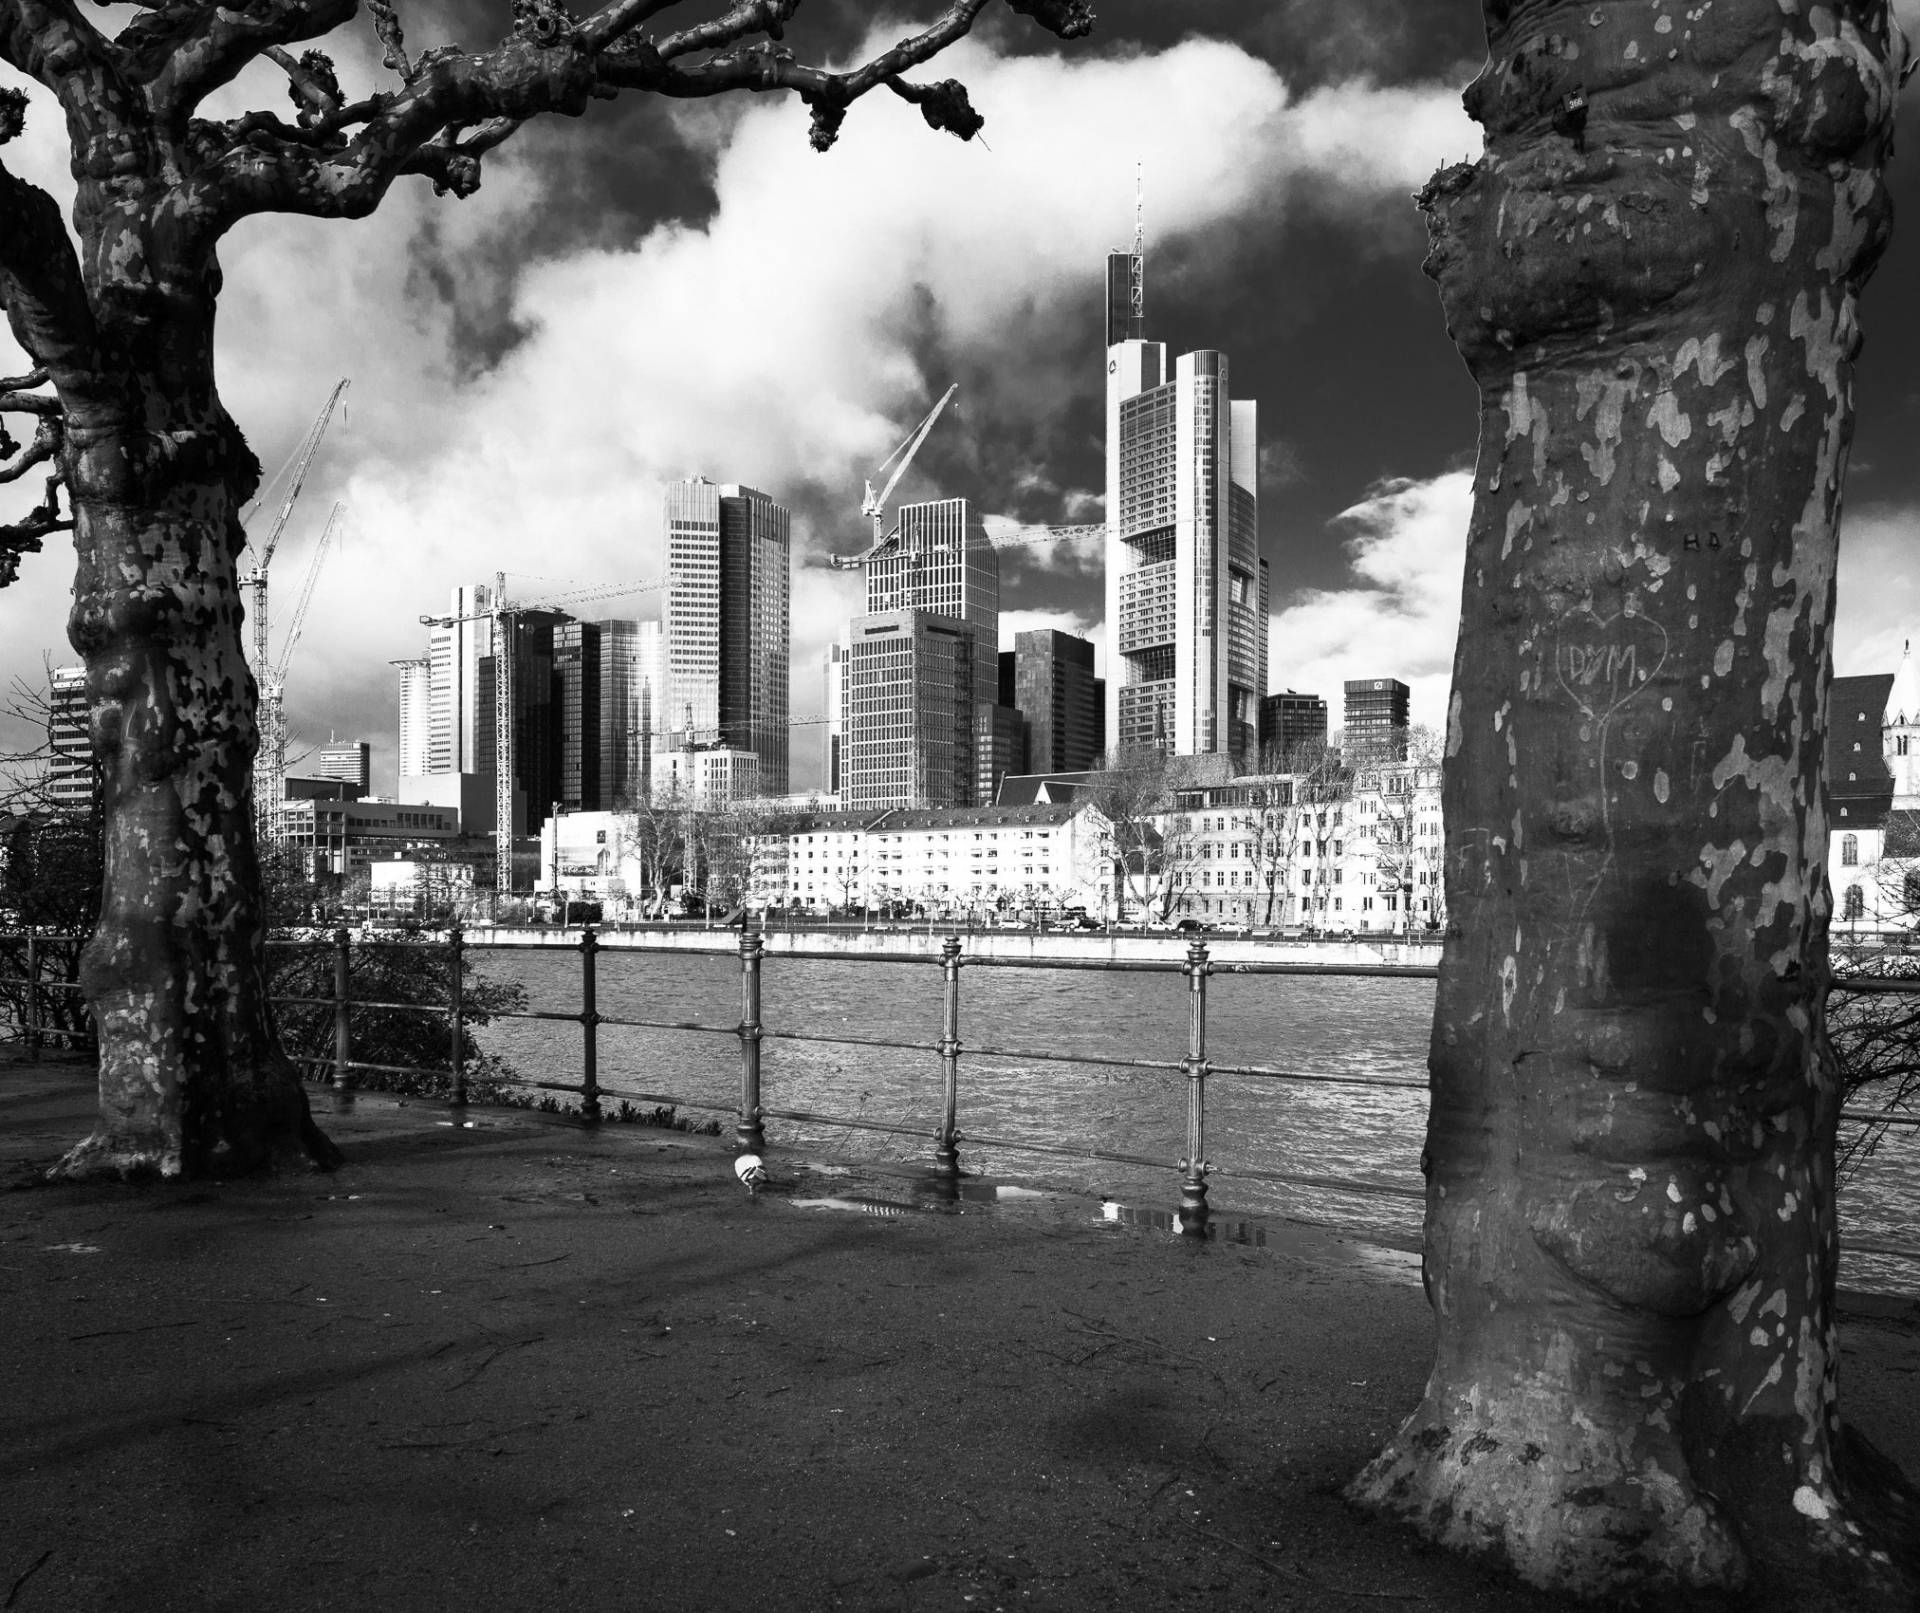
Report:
3,926,1918,1256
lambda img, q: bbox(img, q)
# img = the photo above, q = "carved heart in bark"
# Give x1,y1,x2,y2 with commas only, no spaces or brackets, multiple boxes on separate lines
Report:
1554,606,1669,724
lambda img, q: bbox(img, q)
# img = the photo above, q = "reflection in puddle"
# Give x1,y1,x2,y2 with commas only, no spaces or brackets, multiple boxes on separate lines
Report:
1100,1199,1269,1246
790,1196,922,1218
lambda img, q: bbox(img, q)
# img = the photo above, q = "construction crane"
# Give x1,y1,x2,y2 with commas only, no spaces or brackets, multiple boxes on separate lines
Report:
256,501,345,842
827,384,958,570
241,378,349,686
829,517,1107,570
419,572,666,898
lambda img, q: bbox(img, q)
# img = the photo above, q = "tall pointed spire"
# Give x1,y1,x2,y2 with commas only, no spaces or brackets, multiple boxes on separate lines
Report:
1889,635,1919,727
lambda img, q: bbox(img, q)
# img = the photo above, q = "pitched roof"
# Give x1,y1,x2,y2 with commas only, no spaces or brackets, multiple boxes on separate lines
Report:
1830,673,1895,827
995,772,1096,806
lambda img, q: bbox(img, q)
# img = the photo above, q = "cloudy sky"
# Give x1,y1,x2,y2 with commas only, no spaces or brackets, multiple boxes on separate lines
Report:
2,0,1918,792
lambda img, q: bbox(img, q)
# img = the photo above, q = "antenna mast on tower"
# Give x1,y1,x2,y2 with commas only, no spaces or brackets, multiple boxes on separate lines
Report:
1130,162,1144,331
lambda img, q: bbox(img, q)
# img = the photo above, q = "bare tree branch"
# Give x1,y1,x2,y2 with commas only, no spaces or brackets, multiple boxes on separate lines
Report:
0,157,108,397
0,0,139,144
0,412,61,483
208,0,1095,220
0,468,70,587
128,0,357,123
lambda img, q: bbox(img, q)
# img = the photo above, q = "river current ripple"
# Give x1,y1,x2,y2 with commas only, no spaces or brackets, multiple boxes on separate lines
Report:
475,949,1917,1296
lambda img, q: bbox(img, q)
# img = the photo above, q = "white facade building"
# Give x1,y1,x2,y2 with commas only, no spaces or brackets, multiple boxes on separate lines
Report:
751,802,1115,917
1164,762,1444,932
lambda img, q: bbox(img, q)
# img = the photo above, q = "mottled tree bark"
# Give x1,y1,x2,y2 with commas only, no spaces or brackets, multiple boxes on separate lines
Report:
1351,1,1918,1602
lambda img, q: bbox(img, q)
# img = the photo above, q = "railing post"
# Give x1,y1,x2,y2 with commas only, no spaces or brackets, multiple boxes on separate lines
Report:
579,925,602,1124
332,928,353,1098
935,935,963,1173
449,923,468,1109
736,921,765,1154
1178,938,1211,1234
23,928,40,1053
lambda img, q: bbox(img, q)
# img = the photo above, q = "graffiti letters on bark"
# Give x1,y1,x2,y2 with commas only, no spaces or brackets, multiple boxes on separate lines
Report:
1554,600,1669,909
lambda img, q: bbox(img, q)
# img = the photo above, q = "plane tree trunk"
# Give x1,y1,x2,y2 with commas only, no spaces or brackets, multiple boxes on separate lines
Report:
29,171,337,1178
1350,1,1918,1603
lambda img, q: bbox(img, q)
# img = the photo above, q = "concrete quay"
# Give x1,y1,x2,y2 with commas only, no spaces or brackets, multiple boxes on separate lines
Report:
4,1050,1916,1613
454,924,1444,974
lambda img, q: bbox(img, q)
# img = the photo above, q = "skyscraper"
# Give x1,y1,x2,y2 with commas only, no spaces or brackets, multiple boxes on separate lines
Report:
1002,629,1105,775
864,498,999,702
1343,678,1410,768
1260,690,1329,764
823,642,848,796
554,620,602,813
596,619,640,808
1104,250,1266,762
843,497,1001,808
395,657,430,778
47,666,93,813
316,740,372,794
841,610,976,810
662,478,791,793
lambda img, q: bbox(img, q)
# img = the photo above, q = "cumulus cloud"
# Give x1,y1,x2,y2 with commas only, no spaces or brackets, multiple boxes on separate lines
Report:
1270,474,1918,741
1268,472,1471,734
0,28,1478,781
1835,505,1920,679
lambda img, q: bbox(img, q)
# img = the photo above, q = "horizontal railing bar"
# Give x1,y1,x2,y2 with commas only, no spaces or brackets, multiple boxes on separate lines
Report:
1210,1063,1429,1090
291,1053,453,1080
761,1106,935,1140
1212,1163,1427,1201
595,1014,737,1036
1831,977,1920,997
1839,1109,1920,1129
595,1086,737,1117
763,1028,933,1054
958,1131,1177,1172
278,995,446,1014
966,1041,1186,1074
1846,1241,1920,1264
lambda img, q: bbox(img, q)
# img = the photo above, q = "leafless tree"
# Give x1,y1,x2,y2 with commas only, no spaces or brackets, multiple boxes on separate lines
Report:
0,0,1092,1178
1086,745,1192,924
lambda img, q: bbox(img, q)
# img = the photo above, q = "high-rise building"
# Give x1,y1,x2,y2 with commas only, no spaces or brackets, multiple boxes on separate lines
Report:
1104,250,1266,762
316,740,372,794
823,643,848,796
634,620,665,801
1260,690,1329,764
976,702,1027,809
47,666,94,812
554,620,602,814
1002,630,1105,775
596,619,640,809
425,581,496,776
662,478,791,793
1343,679,1411,768
395,658,430,778
845,497,1000,808
840,610,976,810
864,498,999,702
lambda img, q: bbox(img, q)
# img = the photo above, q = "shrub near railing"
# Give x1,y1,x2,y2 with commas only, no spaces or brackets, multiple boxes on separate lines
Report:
264,930,526,1101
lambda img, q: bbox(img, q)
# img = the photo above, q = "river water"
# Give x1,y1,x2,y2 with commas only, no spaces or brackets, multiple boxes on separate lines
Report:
474,948,1918,1296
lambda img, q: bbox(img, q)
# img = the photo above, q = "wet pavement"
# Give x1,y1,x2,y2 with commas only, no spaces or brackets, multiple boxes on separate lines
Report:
3,1050,1917,1613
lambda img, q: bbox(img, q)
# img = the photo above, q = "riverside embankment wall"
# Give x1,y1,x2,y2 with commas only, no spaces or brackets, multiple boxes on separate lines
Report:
456,926,1442,974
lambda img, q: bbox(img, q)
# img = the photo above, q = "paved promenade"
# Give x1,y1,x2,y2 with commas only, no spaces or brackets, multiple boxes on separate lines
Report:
4,1049,1916,1612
